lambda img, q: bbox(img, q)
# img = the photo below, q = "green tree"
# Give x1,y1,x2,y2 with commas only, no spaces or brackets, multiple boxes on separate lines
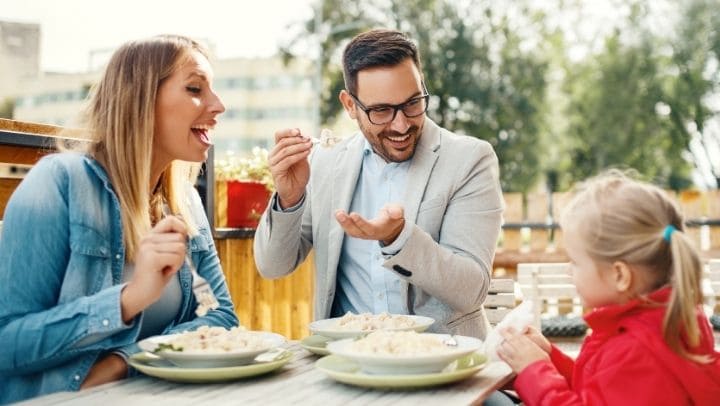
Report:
562,32,691,187
559,2,696,189
281,0,550,193
665,0,720,188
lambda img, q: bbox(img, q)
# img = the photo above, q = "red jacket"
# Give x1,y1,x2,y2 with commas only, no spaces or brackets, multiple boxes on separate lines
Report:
515,287,720,405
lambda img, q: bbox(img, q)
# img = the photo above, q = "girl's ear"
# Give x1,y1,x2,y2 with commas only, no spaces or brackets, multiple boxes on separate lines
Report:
612,260,633,293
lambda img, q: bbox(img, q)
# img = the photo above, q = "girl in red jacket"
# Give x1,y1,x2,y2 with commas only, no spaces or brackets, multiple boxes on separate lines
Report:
497,171,720,405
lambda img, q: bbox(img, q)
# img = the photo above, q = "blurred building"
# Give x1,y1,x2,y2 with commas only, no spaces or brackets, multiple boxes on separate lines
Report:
211,57,315,156
0,21,40,99
13,72,98,126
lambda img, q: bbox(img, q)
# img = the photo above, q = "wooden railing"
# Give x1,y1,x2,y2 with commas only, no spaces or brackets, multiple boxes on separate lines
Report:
0,119,89,217
495,190,720,275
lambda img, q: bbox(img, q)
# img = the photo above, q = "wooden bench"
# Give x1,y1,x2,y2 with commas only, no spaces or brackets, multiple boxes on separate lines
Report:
484,278,516,326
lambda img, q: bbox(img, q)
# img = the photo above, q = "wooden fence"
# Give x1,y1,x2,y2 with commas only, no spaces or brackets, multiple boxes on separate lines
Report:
495,190,720,274
214,235,315,340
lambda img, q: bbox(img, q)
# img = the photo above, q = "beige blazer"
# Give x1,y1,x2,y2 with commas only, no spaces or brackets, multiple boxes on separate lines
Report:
254,119,504,338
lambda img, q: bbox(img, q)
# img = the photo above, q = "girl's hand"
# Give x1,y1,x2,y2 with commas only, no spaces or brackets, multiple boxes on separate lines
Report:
497,327,550,373
120,216,187,323
523,325,552,354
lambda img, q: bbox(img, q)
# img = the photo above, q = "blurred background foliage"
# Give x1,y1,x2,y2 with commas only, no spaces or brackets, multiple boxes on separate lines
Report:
281,0,720,193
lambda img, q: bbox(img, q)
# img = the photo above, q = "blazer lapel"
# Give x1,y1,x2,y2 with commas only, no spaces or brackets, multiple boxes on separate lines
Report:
325,134,365,298
399,119,440,312
403,119,441,227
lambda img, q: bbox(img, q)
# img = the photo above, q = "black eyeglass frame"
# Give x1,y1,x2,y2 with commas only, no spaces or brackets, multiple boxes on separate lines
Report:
348,86,430,125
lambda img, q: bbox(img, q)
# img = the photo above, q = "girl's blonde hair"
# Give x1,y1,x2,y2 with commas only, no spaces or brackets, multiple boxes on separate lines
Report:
63,35,204,261
559,170,706,362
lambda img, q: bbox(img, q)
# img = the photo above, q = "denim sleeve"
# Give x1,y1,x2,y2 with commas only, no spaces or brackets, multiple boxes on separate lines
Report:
0,157,141,375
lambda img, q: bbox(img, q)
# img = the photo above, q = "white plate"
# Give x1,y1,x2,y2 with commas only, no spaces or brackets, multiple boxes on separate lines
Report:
138,331,286,368
315,353,487,388
128,351,292,383
308,315,434,339
326,333,483,374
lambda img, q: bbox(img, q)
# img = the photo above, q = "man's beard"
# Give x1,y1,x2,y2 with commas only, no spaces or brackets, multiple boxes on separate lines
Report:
359,122,422,163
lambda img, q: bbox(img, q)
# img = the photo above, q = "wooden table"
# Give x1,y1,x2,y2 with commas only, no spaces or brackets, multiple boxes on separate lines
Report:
19,344,514,405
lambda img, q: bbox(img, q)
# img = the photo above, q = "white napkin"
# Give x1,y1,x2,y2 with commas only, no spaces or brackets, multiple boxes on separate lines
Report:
484,299,535,362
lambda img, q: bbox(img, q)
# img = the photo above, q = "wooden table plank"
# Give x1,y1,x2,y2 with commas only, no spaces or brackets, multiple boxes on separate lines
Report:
20,344,513,405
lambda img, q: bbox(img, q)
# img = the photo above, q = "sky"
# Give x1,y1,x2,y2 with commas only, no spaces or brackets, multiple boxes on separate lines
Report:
0,0,315,73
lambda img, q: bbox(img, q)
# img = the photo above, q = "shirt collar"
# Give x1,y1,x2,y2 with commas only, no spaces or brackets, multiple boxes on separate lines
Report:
362,139,372,156
362,139,387,169
82,153,114,190
361,139,411,170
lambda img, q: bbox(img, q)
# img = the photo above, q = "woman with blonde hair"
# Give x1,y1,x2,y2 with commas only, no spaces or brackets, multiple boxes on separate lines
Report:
497,171,720,405
0,35,238,403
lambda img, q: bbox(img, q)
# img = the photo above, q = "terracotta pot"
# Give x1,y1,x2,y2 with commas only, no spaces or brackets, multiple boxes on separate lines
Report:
226,181,271,228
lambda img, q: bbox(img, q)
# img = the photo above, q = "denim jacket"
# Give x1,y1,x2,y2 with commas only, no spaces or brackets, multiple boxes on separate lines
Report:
0,153,238,404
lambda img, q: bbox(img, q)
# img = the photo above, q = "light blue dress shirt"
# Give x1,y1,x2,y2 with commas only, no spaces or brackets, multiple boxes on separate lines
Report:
333,141,410,315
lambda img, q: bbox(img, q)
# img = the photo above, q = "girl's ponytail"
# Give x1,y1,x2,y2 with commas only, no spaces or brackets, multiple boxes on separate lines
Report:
663,226,707,362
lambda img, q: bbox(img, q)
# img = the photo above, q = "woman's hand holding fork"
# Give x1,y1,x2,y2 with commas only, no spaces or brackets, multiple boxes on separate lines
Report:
120,216,187,324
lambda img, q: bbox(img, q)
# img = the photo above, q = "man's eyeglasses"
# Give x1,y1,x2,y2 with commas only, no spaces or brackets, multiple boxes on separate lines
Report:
349,91,430,125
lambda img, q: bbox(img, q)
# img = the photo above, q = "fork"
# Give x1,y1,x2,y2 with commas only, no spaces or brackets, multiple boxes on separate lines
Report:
161,205,220,316
184,249,220,317
308,128,341,148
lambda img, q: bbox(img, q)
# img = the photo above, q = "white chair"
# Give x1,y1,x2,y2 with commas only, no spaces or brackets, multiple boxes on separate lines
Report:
706,259,720,316
517,262,581,329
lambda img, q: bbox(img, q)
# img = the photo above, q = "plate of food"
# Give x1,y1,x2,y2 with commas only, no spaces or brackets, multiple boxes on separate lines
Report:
325,330,483,375
308,312,434,339
128,350,292,383
137,326,286,368
315,352,487,389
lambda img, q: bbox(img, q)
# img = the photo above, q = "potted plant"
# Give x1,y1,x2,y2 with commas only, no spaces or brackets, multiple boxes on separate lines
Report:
215,147,274,228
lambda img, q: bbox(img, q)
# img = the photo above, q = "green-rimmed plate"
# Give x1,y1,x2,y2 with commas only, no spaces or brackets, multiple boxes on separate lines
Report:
315,352,487,389
300,335,333,355
128,350,292,383
137,331,286,368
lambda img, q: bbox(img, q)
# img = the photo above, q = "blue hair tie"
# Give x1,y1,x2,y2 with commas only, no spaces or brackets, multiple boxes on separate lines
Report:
663,225,677,242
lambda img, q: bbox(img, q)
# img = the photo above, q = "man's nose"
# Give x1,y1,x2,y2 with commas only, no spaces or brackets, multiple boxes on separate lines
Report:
388,109,411,133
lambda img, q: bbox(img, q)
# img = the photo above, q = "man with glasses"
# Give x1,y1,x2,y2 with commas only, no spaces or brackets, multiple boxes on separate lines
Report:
254,29,503,338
